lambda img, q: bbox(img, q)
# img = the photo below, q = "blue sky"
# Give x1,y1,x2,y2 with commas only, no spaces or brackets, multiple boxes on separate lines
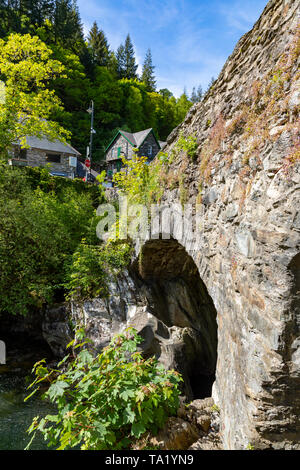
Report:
77,0,268,97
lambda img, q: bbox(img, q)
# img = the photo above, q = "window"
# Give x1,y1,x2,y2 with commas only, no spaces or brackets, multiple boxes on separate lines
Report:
46,153,61,163
20,148,27,159
148,145,153,157
14,146,27,159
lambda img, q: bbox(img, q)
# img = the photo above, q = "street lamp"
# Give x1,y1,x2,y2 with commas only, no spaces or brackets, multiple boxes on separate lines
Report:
87,100,96,180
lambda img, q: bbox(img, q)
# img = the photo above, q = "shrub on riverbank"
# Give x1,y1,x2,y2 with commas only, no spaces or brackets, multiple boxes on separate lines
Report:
0,165,108,316
26,328,182,450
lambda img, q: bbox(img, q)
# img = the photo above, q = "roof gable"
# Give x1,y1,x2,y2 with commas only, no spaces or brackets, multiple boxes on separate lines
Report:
105,128,163,153
132,128,153,147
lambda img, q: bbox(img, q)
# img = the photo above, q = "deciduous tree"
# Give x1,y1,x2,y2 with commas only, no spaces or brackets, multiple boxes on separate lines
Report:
0,33,69,157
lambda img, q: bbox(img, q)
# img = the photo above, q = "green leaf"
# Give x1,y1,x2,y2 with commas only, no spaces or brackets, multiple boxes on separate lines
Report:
123,407,136,424
120,388,135,401
94,422,107,436
47,381,69,400
136,390,144,402
78,349,93,364
131,421,146,438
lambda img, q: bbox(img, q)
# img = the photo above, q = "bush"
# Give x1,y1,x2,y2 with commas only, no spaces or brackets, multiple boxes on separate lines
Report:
64,240,132,300
113,151,164,206
175,132,198,161
0,165,104,315
25,328,182,450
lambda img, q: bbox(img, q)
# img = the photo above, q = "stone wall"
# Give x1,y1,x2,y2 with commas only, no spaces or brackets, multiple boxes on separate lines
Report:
106,134,134,162
134,0,300,450
37,0,299,450
27,148,73,176
12,146,73,176
138,132,160,160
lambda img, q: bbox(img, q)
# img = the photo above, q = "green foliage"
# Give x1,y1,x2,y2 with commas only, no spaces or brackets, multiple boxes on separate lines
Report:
175,132,198,161
179,175,188,207
116,34,138,80
0,3,194,159
113,151,164,206
0,165,104,316
190,85,203,103
141,48,156,92
26,328,182,450
87,21,110,67
64,240,132,301
0,33,69,157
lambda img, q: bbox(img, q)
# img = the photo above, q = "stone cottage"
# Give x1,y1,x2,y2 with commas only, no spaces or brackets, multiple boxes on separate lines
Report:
9,136,81,178
105,128,166,181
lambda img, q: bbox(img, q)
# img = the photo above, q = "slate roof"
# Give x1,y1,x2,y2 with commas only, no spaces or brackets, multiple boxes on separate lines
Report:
118,128,154,147
14,136,81,156
106,128,162,153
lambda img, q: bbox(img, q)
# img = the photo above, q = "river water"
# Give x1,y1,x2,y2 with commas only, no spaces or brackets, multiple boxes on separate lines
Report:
0,336,56,450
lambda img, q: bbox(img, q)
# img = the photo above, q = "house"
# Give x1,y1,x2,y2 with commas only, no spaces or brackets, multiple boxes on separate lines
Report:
105,128,166,181
9,136,81,178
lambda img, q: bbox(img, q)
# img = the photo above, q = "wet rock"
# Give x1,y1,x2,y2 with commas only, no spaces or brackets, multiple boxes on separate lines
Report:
42,304,72,357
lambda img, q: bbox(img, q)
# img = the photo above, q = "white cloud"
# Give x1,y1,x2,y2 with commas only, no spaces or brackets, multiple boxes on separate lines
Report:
220,0,267,32
77,0,268,97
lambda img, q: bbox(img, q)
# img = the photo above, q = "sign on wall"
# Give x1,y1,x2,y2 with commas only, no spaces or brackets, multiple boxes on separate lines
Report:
69,156,77,168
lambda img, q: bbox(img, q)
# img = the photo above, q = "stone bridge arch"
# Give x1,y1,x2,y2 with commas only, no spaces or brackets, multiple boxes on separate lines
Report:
132,238,218,400
132,232,300,450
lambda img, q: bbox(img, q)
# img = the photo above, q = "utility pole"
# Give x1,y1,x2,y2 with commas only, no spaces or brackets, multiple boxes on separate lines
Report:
87,100,95,181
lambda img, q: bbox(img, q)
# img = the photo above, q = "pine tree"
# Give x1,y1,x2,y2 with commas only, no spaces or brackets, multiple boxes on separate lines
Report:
116,43,126,79
205,76,216,93
191,85,203,103
141,48,156,92
53,0,84,52
191,87,197,103
197,85,203,101
88,21,110,66
123,34,138,80
107,51,118,77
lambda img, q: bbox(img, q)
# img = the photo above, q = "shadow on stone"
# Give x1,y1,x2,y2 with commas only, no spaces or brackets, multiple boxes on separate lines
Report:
132,238,218,400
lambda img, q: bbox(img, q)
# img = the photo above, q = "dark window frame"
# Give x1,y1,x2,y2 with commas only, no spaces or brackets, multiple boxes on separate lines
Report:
46,153,61,163
14,146,27,159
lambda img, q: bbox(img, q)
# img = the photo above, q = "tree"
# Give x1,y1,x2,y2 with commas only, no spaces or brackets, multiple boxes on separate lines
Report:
53,0,84,52
116,43,126,79
159,88,173,100
123,34,138,79
0,33,69,158
141,48,156,92
175,92,193,124
191,87,197,103
87,21,110,67
205,76,216,94
197,85,203,101
191,85,203,103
